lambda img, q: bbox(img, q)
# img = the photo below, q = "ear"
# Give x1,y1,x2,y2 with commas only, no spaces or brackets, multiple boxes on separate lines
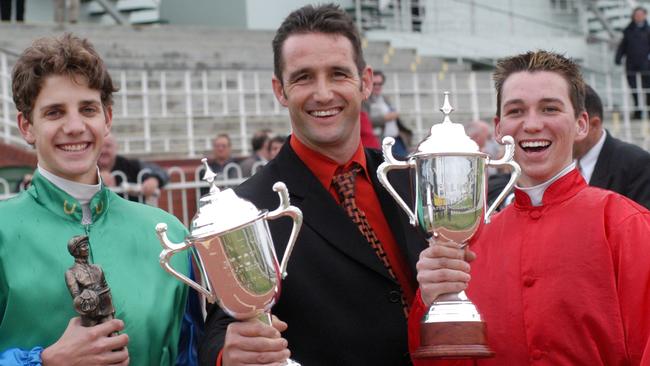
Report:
493,116,502,141
17,112,36,145
103,105,113,136
360,66,373,100
574,110,589,142
272,76,288,107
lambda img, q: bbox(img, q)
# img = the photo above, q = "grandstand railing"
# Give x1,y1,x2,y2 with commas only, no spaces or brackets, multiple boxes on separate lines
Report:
2,50,649,158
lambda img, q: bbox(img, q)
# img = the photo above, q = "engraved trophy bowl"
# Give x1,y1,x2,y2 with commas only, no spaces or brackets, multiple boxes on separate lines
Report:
156,159,303,366
377,92,521,359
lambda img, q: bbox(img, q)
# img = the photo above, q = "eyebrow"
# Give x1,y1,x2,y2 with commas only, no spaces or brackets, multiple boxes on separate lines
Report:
39,99,101,111
502,97,565,108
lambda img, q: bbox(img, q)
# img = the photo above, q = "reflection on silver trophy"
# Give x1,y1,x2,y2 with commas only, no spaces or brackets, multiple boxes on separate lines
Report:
156,159,303,366
377,92,520,359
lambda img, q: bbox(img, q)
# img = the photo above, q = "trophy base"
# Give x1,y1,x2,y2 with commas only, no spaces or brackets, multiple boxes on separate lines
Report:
413,300,494,359
413,321,494,359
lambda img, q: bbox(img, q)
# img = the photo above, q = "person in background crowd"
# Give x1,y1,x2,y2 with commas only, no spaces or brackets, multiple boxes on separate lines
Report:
411,50,650,365
615,6,650,119
0,33,199,366
198,4,427,366
208,133,235,175
0,0,25,22
53,0,78,23
267,134,286,160
574,84,650,209
239,129,271,177
360,110,381,149
97,133,169,203
364,70,412,157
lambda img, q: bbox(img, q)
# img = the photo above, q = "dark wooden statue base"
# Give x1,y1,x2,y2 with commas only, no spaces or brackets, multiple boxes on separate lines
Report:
412,321,494,359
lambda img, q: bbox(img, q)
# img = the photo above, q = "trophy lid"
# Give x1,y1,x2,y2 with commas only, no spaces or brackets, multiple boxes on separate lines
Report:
415,92,481,155
190,159,262,238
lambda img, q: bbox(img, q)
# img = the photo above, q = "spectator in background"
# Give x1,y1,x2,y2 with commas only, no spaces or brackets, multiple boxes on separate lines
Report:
574,84,650,209
615,6,650,119
54,0,78,23
364,70,412,157
0,0,25,22
97,134,169,204
208,133,235,175
360,110,380,149
267,134,286,160
239,129,271,177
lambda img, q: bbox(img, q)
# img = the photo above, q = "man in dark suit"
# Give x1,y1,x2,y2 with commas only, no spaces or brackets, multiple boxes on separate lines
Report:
198,4,427,366
574,84,650,209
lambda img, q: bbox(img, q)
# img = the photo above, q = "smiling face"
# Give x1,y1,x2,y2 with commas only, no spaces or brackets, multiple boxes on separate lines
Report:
18,74,112,185
272,32,372,163
495,71,588,187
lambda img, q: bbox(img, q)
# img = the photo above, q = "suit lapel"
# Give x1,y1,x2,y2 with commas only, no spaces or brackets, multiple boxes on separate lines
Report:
275,144,396,281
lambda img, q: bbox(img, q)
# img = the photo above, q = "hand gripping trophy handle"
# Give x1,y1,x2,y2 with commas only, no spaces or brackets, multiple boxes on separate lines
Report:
484,135,521,223
377,137,418,226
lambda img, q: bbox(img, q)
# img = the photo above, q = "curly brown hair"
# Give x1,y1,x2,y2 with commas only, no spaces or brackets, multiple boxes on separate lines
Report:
493,50,585,118
11,33,117,122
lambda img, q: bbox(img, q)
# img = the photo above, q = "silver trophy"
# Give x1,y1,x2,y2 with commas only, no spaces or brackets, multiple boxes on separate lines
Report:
156,159,303,366
377,92,520,359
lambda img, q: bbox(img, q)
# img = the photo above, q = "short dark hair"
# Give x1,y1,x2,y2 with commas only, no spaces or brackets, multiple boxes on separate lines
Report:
373,70,385,84
632,6,647,19
12,33,117,122
251,130,270,151
272,3,366,82
493,50,585,118
584,84,603,120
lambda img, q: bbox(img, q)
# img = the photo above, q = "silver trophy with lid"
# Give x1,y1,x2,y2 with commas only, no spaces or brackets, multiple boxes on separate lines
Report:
156,159,303,365
377,92,520,359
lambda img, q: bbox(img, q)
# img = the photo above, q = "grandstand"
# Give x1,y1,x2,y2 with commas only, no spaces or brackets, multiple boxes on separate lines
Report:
2,0,650,222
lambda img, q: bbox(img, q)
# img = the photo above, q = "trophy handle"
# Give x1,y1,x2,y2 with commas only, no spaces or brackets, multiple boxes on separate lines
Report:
156,223,216,302
265,182,303,280
485,135,521,223
377,137,418,226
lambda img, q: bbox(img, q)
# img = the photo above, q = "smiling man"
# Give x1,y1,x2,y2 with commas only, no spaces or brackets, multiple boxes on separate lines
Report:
0,34,194,365
199,4,427,366
410,51,650,365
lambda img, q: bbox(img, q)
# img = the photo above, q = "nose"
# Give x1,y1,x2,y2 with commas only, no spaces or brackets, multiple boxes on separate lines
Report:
312,77,334,103
62,111,86,135
522,111,544,133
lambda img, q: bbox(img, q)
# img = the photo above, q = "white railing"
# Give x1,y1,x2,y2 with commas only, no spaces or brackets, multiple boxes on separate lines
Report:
2,49,649,157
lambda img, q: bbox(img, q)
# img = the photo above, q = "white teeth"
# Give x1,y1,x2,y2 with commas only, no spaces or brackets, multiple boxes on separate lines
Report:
310,108,340,117
520,141,550,148
60,143,88,152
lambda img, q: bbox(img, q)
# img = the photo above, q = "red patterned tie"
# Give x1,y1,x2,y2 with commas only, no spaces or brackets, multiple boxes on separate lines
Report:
332,164,409,318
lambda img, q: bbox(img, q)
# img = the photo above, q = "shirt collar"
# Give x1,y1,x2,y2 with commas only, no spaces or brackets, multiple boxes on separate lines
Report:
577,129,606,183
28,169,111,224
514,165,586,208
289,134,368,190
515,162,576,206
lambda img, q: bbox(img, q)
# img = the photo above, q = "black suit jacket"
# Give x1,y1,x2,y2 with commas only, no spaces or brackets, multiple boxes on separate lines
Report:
590,131,650,209
198,141,427,366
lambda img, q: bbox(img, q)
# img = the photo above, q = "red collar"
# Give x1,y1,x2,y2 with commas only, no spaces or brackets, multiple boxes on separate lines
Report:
514,169,587,208
290,134,368,190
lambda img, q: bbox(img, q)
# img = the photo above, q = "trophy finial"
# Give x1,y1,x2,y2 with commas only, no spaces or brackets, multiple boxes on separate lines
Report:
440,91,454,124
201,158,220,194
